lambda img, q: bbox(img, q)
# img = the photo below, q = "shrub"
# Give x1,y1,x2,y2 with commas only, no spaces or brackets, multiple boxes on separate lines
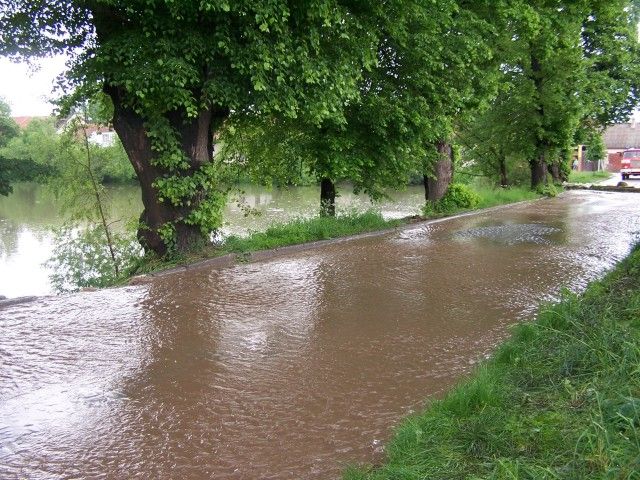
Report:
46,224,142,292
536,183,558,197
423,183,480,215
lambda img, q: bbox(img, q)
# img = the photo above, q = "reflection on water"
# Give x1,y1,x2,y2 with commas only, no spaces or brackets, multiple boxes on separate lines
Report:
1,191,640,479
0,183,425,297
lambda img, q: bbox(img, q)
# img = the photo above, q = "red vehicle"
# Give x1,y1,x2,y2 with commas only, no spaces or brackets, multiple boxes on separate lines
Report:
621,149,640,180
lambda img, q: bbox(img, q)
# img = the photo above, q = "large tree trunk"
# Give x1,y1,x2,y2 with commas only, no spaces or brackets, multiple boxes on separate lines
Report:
424,141,453,202
320,177,336,217
107,86,227,255
549,162,561,184
499,154,509,187
530,153,547,189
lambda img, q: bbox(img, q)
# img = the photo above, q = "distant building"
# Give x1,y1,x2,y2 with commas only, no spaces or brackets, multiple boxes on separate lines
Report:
84,125,116,147
11,116,51,129
55,113,117,147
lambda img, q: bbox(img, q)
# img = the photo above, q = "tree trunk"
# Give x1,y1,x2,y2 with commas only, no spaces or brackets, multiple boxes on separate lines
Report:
499,154,509,187
549,162,561,184
424,141,453,202
530,154,547,189
107,86,227,255
320,177,336,217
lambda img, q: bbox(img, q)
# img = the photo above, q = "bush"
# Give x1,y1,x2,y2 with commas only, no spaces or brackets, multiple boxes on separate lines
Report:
423,183,480,216
536,183,558,197
46,224,142,292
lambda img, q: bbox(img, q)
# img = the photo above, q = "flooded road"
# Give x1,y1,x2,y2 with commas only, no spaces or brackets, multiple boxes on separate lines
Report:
2,191,640,479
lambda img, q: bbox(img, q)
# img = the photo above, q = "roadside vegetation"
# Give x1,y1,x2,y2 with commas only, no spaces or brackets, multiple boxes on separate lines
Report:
568,170,613,184
130,184,543,280
346,245,640,479
130,211,402,277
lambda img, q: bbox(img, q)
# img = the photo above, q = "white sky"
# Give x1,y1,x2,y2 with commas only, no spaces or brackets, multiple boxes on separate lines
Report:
0,56,67,116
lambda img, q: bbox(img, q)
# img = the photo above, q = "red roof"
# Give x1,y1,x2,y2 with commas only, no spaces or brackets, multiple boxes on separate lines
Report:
11,116,51,129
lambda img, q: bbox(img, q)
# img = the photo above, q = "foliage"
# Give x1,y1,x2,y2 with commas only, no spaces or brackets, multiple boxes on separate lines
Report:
221,0,497,207
460,0,640,189
0,97,21,195
0,0,388,252
345,245,640,479
45,111,139,290
536,183,559,198
568,170,611,184
0,97,19,146
46,224,141,292
1,117,59,170
584,132,606,164
422,183,480,215
0,115,134,185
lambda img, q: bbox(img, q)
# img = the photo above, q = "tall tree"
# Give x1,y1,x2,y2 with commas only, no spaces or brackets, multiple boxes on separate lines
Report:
221,0,497,213
465,0,639,189
1,1,379,254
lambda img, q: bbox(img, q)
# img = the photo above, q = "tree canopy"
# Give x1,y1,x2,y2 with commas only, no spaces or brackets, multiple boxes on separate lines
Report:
1,0,384,253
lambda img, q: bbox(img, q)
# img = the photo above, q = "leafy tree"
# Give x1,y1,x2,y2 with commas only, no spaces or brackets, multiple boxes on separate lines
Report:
46,110,141,290
462,0,639,189
222,0,497,214
0,97,20,195
584,132,606,165
1,1,381,254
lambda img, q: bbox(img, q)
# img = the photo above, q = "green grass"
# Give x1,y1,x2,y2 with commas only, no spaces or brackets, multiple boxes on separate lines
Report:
423,184,544,218
222,211,402,254
474,185,542,209
133,186,545,277
345,246,640,479
568,170,612,184
131,211,403,275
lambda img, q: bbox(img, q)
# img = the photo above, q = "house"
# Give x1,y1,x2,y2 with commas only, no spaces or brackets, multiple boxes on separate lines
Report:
55,113,117,147
11,116,52,129
603,120,640,172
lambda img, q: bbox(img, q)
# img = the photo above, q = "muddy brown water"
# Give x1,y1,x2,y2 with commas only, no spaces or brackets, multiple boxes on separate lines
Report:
2,191,640,479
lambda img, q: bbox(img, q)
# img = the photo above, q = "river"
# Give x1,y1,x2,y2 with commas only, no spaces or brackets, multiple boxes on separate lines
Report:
1,190,639,479
0,182,424,298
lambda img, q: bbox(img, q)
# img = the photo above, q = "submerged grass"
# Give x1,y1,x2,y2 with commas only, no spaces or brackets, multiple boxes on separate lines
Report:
345,246,640,479
568,170,612,184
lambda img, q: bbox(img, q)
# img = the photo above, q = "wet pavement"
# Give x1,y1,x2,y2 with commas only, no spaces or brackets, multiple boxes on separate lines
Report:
2,190,640,479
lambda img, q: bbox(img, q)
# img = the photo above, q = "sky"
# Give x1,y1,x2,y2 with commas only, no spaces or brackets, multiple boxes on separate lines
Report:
0,56,67,117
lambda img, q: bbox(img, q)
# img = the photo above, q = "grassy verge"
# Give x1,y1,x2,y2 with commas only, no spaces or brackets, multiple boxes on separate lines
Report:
345,246,640,479
568,170,612,184
222,210,402,253
423,184,545,218
474,185,542,209
130,211,403,275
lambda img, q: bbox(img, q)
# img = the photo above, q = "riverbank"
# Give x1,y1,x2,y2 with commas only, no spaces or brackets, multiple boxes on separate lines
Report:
345,244,640,478
130,186,544,279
